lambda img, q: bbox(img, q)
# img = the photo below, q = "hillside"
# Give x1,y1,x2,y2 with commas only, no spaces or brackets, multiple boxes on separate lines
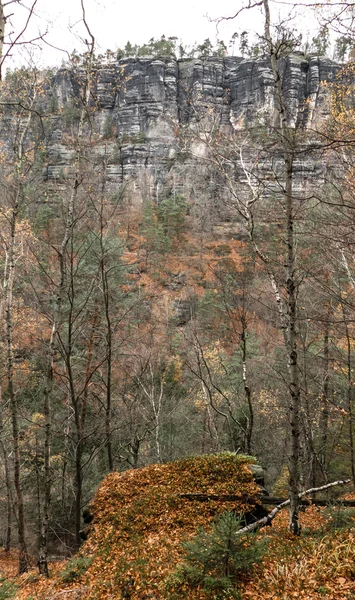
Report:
3,0,355,586
1,49,355,566
1,454,355,599
13,454,261,599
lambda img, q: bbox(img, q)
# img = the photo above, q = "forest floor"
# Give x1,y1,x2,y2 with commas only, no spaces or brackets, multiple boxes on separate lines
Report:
1,456,355,600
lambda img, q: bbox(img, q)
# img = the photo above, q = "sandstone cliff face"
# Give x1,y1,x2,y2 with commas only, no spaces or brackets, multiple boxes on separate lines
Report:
46,53,338,207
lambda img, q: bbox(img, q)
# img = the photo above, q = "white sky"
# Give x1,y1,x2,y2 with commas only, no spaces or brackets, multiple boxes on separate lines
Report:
7,0,329,68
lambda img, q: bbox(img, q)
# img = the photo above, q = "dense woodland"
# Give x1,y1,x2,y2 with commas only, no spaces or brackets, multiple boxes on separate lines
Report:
2,0,355,597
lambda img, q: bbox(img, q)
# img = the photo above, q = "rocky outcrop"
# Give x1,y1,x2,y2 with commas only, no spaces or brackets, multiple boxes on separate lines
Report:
44,53,338,207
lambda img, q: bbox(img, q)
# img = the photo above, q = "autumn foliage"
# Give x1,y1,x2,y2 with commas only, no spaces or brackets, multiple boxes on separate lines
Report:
0,454,353,599
13,454,261,599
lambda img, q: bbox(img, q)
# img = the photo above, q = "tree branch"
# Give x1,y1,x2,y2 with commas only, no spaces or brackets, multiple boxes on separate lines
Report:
236,478,351,535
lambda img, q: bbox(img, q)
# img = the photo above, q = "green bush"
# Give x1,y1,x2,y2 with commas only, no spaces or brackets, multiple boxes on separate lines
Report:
59,556,93,583
0,578,17,600
157,195,187,244
167,511,266,599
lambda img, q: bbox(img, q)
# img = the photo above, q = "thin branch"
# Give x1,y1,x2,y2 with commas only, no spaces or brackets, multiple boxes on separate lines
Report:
235,478,351,535
1,0,39,69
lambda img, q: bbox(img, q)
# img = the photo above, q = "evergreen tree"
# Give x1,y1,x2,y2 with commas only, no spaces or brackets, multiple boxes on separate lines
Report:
170,511,265,598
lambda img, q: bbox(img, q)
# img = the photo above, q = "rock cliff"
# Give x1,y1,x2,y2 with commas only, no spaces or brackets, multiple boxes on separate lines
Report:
45,53,338,208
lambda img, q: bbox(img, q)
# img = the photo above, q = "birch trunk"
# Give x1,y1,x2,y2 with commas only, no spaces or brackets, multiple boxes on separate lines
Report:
263,0,302,535
318,318,330,476
37,319,55,576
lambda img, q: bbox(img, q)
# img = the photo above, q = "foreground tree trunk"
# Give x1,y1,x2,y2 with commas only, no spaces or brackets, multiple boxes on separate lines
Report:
98,156,114,472
318,316,330,480
37,321,55,577
263,0,302,535
240,312,253,455
5,195,28,573
342,301,355,487
63,1,96,549
4,95,36,572
1,440,11,552
0,0,40,80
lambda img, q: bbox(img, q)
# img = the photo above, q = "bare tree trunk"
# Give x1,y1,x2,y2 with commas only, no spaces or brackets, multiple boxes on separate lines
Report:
131,435,140,469
71,304,99,548
63,251,83,550
1,440,11,552
235,478,351,536
4,95,35,572
37,64,83,568
0,0,39,80
318,317,330,478
98,168,114,471
37,323,54,577
5,196,28,573
201,382,220,452
199,17,301,522
0,384,11,552
263,0,301,535
300,333,316,490
138,361,164,463
241,313,253,455
285,152,301,536
51,1,96,550
74,439,83,549
65,309,83,550
38,185,77,569
342,302,355,486
103,283,114,471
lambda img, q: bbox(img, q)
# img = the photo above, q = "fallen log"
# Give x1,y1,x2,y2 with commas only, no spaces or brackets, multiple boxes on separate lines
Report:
235,479,351,536
177,493,246,502
177,487,355,507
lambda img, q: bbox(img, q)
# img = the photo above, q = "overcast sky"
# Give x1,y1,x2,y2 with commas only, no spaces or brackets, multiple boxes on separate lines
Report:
8,0,325,68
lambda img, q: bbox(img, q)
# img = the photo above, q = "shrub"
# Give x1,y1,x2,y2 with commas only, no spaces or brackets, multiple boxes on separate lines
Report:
0,578,17,600
167,511,266,598
59,556,93,583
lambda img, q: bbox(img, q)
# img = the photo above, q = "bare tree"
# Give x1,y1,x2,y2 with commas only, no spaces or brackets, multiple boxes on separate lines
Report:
0,1,43,79
2,73,40,574
36,0,96,564
185,0,314,534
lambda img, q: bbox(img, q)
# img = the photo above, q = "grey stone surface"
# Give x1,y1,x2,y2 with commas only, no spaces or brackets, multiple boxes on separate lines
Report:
10,53,339,208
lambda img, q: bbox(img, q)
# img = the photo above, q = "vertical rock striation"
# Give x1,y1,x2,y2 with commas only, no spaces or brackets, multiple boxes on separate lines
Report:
44,53,338,202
